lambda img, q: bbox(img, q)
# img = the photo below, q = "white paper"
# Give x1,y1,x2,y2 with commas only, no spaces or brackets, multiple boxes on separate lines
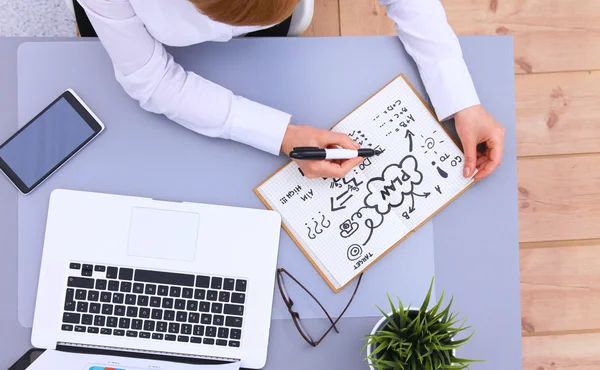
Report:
257,75,473,290
27,349,241,370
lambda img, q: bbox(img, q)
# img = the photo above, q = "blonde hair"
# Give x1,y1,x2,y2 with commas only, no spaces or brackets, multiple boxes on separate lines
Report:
190,0,298,27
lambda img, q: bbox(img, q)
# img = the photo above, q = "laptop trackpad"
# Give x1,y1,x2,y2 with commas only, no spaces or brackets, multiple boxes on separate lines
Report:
127,207,200,262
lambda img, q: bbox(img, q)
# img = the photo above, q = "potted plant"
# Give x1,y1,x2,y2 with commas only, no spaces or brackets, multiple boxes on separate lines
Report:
363,278,481,370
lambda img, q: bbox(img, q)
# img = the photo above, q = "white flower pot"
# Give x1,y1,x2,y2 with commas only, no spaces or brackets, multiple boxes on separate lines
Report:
366,308,456,370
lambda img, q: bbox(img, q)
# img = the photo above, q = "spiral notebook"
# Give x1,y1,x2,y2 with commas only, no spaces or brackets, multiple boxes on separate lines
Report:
254,74,475,292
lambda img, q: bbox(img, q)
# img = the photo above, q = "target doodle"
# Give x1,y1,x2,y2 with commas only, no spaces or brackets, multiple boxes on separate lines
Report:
347,244,363,261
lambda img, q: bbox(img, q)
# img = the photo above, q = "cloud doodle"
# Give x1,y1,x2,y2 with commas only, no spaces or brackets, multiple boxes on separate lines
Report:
364,155,423,215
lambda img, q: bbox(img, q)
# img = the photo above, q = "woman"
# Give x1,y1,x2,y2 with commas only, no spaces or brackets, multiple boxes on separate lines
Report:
76,0,504,180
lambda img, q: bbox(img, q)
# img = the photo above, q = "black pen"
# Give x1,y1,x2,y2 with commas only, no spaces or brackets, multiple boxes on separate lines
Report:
289,147,378,160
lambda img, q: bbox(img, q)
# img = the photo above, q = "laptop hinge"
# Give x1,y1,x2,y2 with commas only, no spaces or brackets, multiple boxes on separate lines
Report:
56,342,239,365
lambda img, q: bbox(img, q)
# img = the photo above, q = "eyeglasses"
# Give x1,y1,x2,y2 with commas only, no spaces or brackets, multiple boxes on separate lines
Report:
276,268,363,347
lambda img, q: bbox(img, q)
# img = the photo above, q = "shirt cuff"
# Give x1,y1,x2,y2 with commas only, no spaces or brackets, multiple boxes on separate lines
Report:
226,96,291,156
422,58,480,121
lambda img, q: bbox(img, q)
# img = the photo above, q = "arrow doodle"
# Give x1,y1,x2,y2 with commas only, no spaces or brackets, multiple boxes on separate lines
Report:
331,189,353,212
408,191,431,213
405,129,415,152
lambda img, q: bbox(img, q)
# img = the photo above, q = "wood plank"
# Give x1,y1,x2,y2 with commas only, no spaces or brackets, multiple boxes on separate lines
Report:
523,333,600,369
302,0,341,37
441,0,600,30
516,71,600,157
449,22,600,74
517,154,600,243
340,0,600,73
339,0,395,36
441,0,600,73
521,243,600,333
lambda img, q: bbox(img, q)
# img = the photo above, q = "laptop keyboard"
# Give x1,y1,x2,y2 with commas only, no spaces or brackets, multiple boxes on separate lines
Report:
62,263,247,348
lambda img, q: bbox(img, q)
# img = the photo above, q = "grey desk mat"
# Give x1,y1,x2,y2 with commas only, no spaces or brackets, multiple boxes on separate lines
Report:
2,36,522,369
17,40,437,326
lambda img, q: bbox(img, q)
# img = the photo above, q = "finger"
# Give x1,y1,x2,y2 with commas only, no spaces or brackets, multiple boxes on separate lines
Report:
340,157,364,173
476,156,488,168
297,161,324,179
488,136,504,166
474,161,494,181
323,132,360,149
459,134,478,178
473,155,498,181
475,137,504,181
300,166,318,179
475,150,500,180
311,158,361,178
317,162,347,179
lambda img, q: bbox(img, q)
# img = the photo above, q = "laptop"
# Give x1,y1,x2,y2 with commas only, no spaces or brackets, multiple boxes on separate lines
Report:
31,189,282,369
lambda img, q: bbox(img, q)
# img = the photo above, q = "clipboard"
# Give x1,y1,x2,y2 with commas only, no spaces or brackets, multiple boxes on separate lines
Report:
254,74,475,292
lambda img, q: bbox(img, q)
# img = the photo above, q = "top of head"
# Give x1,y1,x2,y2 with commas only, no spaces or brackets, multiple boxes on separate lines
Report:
189,0,299,27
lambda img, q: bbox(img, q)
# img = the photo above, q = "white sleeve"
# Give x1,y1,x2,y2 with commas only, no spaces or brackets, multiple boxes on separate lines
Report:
379,0,480,120
76,0,290,155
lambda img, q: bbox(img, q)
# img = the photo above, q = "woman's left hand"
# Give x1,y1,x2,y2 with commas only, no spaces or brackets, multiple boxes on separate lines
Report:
454,105,506,181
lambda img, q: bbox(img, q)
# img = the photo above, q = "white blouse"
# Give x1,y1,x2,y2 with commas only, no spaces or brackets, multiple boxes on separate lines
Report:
77,0,480,156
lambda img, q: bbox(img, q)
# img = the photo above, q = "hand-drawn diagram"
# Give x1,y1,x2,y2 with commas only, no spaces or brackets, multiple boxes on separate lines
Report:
347,244,363,261
420,129,454,181
348,129,377,148
339,219,359,238
379,99,403,116
329,172,364,211
374,98,415,137
279,185,302,204
407,191,430,213
359,157,372,171
421,130,445,155
405,129,415,152
350,206,385,245
450,155,462,167
431,161,449,179
279,185,315,204
331,188,353,212
305,212,331,239
384,109,414,137
364,155,424,215
330,174,364,190
337,206,386,246
348,130,369,146
348,130,386,155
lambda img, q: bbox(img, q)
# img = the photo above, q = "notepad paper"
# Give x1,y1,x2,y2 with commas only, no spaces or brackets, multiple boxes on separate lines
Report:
255,75,474,291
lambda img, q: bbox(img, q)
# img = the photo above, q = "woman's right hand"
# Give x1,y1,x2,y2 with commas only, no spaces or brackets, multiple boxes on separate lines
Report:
280,124,364,179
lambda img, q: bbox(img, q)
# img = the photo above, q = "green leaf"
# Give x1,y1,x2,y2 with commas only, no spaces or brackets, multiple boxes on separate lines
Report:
397,297,406,328
378,304,401,333
371,343,388,357
428,289,445,318
420,276,435,315
441,364,468,370
388,293,399,317
452,357,485,364
440,296,454,322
